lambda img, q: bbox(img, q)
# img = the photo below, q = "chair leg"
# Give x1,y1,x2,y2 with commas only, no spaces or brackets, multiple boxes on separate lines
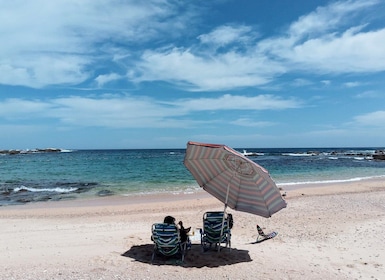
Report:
151,251,155,263
181,242,187,262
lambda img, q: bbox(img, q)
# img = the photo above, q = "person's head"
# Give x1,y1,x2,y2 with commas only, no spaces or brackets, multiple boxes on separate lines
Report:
163,215,176,224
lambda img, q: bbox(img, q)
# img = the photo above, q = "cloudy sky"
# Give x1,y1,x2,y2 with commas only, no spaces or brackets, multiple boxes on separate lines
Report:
1,0,385,149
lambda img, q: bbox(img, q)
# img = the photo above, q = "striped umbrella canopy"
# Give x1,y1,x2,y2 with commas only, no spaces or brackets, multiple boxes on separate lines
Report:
183,141,287,218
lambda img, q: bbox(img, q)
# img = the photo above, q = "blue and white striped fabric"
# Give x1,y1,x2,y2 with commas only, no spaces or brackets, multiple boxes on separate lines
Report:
151,223,185,262
201,211,231,248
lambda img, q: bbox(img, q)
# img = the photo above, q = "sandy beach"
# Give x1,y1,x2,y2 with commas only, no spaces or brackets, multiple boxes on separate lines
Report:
1,179,384,280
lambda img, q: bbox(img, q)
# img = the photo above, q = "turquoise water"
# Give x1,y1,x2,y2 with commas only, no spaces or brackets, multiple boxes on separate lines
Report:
1,148,385,205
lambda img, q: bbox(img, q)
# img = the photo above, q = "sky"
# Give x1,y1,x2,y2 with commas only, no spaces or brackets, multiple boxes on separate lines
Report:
1,0,385,149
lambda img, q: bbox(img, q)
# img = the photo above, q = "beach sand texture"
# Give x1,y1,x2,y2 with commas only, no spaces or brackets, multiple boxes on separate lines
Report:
1,179,384,280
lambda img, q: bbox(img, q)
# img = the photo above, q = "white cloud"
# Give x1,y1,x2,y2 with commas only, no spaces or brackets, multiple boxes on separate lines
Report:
355,90,382,98
354,111,385,126
174,94,301,111
288,0,378,37
343,82,361,88
131,0,385,91
0,98,52,119
130,48,285,91
230,118,275,127
288,28,385,73
0,94,301,128
198,25,256,48
50,95,181,128
95,73,122,87
0,0,195,88
1,0,384,91
258,0,385,74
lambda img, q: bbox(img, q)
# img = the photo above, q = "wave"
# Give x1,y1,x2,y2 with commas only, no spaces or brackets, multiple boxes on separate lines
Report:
277,175,385,187
282,153,315,157
13,186,78,193
60,149,73,153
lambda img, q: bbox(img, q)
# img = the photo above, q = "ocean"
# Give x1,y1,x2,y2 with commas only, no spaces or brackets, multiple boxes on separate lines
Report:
1,147,385,206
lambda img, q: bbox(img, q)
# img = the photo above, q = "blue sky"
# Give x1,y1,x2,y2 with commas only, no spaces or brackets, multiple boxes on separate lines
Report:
1,0,385,149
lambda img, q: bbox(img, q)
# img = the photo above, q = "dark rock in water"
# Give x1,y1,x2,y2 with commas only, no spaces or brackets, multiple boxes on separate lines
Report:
0,181,100,206
53,182,98,193
36,148,61,153
16,197,33,203
14,192,51,203
373,151,385,160
74,182,98,193
97,190,114,197
1,188,11,195
0,148,64,155
51,195,77,201
0,182,98,206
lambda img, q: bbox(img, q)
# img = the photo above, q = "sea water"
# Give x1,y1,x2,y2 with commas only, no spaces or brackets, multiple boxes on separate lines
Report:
1,148,385,206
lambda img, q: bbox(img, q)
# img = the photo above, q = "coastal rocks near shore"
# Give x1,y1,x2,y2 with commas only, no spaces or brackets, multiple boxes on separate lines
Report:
0,182,99,206
0,148,63,155
307,149,385,160
373,150,385,160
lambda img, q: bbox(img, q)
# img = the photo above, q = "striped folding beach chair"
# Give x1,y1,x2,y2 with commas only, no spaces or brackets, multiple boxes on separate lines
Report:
200,211,231,252
256,224,278,242
151,223,186,263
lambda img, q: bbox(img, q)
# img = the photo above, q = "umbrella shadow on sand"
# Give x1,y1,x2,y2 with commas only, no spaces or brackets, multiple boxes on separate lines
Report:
121,244,252,267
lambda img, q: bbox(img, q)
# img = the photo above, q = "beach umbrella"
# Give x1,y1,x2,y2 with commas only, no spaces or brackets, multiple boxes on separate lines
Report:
183,141,287,218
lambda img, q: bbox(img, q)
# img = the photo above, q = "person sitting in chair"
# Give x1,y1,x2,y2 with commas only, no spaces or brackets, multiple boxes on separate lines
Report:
163,216,191,246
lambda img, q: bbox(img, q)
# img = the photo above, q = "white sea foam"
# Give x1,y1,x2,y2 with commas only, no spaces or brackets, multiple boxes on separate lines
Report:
282,153,315,157
277,175,385,186
13,186,78,193
60,149,73,153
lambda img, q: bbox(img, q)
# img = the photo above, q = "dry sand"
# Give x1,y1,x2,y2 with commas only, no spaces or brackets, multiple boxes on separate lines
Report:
0,179,384,280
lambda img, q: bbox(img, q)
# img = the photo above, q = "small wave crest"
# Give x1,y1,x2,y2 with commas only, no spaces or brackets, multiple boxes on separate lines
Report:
13,185,78,193
277,175,385,187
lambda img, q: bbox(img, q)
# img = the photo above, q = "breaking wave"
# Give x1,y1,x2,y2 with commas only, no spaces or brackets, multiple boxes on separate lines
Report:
13,186,78,193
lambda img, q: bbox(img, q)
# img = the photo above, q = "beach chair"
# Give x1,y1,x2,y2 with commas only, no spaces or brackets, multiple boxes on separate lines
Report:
256,225,278,243
151,223,186,263
200,211,231,252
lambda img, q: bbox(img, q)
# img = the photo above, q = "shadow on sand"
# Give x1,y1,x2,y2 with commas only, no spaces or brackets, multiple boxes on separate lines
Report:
121,244,252,267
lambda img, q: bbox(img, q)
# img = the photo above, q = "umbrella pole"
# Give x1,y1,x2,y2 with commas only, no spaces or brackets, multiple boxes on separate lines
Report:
218,178,231,252
218,204,227,252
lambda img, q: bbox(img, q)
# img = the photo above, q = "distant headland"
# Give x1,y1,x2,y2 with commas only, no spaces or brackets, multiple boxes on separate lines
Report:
0,148,65,155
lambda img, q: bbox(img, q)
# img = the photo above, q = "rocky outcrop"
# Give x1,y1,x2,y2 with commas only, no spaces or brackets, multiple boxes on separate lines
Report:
373,150,385,160
0,148,62,155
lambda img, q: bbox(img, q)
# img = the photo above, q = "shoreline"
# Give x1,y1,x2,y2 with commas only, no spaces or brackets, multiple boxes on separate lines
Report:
2,177,384,212
3,174,385,208
1,178,384,279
